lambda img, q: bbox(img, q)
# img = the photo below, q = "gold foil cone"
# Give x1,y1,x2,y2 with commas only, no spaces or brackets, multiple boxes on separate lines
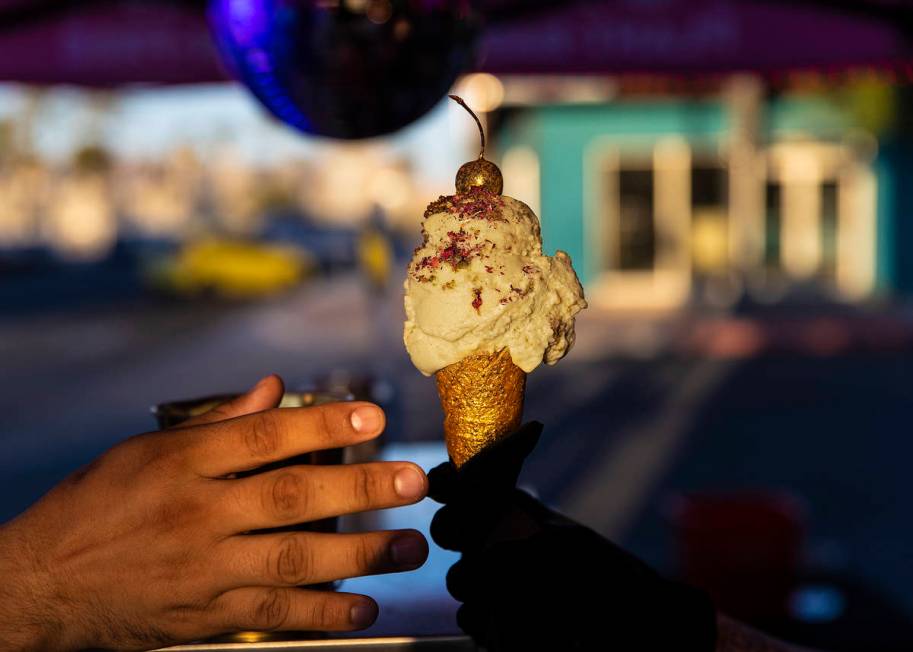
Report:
435,348,526,468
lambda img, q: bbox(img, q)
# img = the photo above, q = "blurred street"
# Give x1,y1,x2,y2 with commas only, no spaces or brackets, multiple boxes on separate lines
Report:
3,272,913,629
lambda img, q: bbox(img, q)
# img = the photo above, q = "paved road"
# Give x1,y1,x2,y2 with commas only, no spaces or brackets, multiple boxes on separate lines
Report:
621,351,913,616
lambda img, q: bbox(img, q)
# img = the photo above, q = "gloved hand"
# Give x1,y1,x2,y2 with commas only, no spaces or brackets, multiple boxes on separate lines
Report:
429,422,718,652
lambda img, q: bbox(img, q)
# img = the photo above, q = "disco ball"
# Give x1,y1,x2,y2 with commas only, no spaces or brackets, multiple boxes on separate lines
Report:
208,0,479,139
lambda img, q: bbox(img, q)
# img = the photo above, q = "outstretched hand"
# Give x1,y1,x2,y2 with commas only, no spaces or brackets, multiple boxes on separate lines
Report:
0,375,430,651
428,423,717,652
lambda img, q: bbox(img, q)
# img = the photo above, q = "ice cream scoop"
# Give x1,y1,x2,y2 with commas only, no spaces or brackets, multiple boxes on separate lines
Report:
404,189,585,376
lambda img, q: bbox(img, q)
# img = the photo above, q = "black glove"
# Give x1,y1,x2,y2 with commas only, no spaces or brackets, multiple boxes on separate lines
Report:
429,423,717,652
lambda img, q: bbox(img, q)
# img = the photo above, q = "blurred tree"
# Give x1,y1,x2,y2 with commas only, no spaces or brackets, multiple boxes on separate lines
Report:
0,120,14,164
253,179,299,217
842,74,896,137
73,144,112,174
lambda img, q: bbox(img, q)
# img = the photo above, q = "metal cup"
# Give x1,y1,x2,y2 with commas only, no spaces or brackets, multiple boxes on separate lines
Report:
153,389,354,428
152,389,354,643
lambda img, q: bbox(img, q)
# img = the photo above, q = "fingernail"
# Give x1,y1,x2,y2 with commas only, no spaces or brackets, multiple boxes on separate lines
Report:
350,406,383,434
350,601,377,628
390,535,427,568
394,466,426,500
252,375,272,391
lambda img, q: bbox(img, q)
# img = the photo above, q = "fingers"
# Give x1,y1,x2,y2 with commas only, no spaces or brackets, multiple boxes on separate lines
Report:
220,462,428,532
218,530,428,589
213,587,378,633
427,423,544,509
430,503,490,552
179,375,285,429
445,557,474,602
186,402,386,477
431,487,552,554
427,462,457,504
456,603,486,640
430,504,462,551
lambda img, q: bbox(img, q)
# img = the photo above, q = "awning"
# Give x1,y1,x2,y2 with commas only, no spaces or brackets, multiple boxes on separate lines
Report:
0,0,911,85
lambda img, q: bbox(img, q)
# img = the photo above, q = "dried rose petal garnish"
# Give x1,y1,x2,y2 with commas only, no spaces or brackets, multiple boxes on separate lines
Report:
471,288,483,313
422,187,505,222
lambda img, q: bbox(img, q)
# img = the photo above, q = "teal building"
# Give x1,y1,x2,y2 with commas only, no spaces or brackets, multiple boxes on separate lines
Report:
494,80,910,310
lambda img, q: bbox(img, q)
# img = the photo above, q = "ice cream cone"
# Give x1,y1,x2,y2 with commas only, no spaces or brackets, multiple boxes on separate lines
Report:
435,348,526,468
407,98,584,467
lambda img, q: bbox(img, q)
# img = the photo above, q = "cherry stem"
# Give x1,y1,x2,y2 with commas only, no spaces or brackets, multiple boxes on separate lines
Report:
449,94,485,160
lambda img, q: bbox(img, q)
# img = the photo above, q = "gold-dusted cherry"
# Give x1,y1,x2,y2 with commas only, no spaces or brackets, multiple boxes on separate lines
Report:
449,94,503,195
455,157,502,195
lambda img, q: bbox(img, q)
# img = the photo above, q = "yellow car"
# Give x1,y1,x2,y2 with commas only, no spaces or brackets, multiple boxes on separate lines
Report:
149,239,314,298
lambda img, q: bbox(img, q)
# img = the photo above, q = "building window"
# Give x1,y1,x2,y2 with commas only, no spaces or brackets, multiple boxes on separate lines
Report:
691,165,728,209
764,181,782,268
690,163,729,274
820,180,838,280
584,138,692,310
616,168,655,270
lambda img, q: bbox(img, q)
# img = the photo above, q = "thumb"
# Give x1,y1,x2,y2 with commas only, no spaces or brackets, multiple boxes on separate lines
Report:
175,374,285,428
428,461,458,504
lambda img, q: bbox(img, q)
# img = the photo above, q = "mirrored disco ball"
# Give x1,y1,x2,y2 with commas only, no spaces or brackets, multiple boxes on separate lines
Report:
208,0,479,139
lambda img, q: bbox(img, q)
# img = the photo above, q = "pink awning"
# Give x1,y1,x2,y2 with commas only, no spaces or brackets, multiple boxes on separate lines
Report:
0,1,911,85
0,2,226,85
478,1,913,75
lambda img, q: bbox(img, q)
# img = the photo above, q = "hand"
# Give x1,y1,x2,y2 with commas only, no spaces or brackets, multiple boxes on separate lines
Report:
427,421,542,554
428,421,541,508
429,423,717,652
0,375,430,651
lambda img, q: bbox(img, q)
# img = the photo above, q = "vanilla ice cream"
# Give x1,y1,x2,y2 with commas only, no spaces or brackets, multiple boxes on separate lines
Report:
404,188,586,376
